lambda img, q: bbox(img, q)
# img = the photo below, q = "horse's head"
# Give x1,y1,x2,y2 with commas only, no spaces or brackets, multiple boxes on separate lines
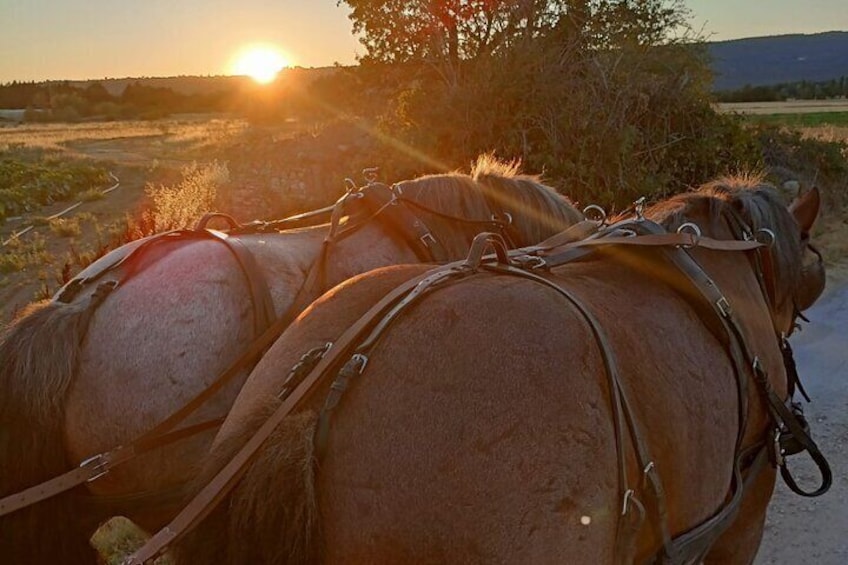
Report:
649,179,826,337
730,183,825,336
789,187,825,316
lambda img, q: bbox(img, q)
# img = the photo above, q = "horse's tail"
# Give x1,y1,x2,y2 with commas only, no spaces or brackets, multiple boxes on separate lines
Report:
0,300,99,564
174,409,320,565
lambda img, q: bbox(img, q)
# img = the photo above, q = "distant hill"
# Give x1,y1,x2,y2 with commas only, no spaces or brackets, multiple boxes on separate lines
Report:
708,31,848,91
55,66,340,96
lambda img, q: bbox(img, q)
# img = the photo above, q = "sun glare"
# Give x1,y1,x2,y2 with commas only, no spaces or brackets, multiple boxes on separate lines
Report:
231,45,290,84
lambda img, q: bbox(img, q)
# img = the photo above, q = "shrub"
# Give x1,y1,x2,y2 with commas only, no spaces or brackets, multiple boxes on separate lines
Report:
374,40,762,208
0,155,109,223
144,161,229,231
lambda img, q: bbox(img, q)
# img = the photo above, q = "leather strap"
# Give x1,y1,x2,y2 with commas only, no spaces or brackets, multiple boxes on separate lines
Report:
481,261,669,562
203,229,276,337
359,183,451,263
750,360,832,497
123,264,472,564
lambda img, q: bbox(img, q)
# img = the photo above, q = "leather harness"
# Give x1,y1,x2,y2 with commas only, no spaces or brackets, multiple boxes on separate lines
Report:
123,214,832,564
0,178,522,519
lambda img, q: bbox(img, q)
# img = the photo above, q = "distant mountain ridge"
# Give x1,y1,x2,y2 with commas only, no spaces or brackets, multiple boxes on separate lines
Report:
8,33,846,97
707,31,848,91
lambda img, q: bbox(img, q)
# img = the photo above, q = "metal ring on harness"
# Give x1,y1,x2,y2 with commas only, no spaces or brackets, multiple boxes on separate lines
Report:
582,204,607,225
756,228,776,248
491,212,513,225
634,197,647,221
362,167,379,184
676,222,702,249
195,212,240,231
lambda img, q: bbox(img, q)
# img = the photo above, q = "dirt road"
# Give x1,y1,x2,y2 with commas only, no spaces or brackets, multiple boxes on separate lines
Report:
755,274,848,564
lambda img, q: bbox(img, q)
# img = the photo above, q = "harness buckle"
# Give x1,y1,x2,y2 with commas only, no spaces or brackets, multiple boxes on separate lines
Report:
491,212,513,226
350,353,369,375
676,222,702,249
512,255,547,270
420,232,436,248
756,228,776,248
716,296,732,318
362,167,379,184
621,489,635,515
772,428,785,467
634,197,646,221
582,204,607,225
80,452,111,482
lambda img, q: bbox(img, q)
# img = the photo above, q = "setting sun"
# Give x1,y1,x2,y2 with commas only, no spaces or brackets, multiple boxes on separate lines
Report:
231,45,290,84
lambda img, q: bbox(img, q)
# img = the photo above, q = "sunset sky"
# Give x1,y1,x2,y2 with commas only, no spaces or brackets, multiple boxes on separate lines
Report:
1,0,846,83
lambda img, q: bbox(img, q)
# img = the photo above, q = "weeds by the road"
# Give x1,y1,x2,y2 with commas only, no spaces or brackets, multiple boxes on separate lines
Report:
142,160,229,232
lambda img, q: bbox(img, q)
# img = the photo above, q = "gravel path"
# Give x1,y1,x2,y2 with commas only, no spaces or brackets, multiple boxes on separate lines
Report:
755,275,848,564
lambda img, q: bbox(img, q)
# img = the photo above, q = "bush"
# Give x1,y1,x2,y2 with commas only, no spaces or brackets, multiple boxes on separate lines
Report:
755,124,848,206
374,39,762,208
143,161,229,232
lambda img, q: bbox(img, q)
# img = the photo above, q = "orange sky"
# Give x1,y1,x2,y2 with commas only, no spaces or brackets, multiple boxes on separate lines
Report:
0,0,361,82
0,0,846,83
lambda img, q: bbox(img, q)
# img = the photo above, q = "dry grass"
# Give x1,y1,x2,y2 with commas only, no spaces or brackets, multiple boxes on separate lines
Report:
0,117,248,155
143,161,229,231
799,125,848,145
90,516,172,565
0,233,53,274
48,217,82,237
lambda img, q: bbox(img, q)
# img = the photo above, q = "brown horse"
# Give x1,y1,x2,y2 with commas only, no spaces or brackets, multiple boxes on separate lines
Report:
171,178,825,564
0,156,582,564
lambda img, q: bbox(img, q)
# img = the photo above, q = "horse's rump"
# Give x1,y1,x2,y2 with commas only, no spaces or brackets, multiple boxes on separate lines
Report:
178,256,743,564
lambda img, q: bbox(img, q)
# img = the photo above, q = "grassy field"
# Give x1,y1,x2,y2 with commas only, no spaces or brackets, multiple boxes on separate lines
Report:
0,116,249,164
0,115,252,321
718,100,848,115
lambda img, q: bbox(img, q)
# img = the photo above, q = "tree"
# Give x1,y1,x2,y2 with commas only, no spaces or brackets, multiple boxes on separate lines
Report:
339,0,690,65
335,0,759,207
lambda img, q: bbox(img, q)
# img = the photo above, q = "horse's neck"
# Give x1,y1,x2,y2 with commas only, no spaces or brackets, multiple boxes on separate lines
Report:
323,222,424,289
235,227,329,316
690,245,788,442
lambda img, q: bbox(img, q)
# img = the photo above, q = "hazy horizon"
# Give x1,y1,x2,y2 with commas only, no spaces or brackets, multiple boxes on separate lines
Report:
1,0,847,83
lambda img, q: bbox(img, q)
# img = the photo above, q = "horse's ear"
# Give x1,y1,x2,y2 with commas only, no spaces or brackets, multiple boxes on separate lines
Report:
789,186,820,233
